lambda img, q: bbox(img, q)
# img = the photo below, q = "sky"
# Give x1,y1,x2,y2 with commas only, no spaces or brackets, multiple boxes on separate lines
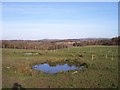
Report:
2,2,118,40
1,0,120,2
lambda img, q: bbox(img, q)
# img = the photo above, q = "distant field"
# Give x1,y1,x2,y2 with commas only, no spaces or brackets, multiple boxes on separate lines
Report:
2,46,119,88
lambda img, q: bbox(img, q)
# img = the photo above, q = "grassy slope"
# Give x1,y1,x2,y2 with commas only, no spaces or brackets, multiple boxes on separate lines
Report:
2,46,118,88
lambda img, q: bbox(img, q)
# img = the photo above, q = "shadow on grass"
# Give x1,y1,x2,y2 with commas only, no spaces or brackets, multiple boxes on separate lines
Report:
12,83,26,90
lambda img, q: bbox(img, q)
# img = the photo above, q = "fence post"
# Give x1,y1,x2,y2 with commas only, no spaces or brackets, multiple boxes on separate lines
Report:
105,54,107,59
92,54,94,60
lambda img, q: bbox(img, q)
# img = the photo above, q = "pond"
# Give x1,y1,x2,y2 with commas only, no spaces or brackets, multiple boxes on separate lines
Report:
32,63,87,74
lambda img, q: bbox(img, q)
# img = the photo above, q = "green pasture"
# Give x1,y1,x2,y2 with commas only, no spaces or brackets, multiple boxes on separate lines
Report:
2,46,119,88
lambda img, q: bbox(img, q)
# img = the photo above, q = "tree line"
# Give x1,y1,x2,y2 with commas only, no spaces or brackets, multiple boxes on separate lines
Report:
1,36,120,50
73,36,120,46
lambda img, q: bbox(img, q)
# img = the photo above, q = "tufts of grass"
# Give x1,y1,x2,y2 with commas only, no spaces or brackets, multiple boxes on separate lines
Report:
2,46,119,88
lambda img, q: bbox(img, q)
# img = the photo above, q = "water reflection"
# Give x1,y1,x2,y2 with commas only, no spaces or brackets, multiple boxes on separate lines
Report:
32,63,87,74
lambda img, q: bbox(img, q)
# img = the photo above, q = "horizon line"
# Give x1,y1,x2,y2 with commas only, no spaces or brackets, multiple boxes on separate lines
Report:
1,37,117,41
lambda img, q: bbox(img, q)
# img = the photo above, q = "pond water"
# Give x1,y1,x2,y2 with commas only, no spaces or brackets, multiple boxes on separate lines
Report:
32,63,87,74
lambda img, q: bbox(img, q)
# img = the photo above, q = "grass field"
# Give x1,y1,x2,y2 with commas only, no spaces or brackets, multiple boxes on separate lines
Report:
2,46,119,88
